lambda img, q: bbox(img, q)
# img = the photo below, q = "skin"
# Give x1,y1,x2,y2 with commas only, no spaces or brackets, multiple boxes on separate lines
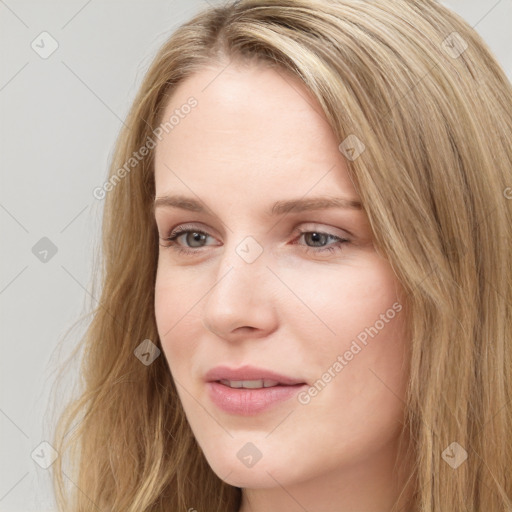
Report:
153,60,413,512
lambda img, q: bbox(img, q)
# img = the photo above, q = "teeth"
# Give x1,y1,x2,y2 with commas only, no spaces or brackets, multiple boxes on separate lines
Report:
219,379,280,389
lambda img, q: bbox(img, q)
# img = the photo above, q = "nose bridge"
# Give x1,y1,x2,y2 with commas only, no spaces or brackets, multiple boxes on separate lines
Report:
212,233,268,301
201,233,276,336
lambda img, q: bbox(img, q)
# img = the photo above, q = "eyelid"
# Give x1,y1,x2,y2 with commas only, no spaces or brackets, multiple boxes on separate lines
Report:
162,222,351,241
166,223,221,243
291,223,352,241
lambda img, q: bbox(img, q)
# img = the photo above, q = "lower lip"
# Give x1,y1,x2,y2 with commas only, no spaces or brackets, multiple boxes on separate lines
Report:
207,381,307,416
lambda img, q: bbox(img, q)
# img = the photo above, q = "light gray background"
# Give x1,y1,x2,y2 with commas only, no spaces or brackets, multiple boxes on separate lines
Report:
1,1,511,510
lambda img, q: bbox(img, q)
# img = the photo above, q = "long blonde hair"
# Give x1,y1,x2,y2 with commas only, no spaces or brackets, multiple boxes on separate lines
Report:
51,0,512,510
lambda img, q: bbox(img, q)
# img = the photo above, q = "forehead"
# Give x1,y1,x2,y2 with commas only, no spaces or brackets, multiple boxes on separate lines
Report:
153,62,358,201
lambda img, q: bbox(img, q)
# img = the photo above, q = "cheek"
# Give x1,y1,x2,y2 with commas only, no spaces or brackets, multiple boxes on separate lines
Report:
154,266,203,375
288,258,409,424
277,255,406,363
282,266,408,478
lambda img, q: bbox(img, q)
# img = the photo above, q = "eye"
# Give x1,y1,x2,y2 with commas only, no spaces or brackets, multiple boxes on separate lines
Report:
159,225,217,255
293,229,349,255
158,225,350,256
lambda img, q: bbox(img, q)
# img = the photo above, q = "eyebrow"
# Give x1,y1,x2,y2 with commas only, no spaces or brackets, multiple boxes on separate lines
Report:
153,194,363,215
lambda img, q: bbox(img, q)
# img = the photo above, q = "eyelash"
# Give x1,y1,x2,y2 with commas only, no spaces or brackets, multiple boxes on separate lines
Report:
159,226,350,256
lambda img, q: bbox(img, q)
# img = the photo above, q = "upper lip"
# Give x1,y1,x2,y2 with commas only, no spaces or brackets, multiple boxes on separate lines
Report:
204,365,307,386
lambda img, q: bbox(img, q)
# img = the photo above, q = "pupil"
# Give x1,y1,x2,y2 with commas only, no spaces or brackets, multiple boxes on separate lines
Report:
308,232,325,246
188,232,205,247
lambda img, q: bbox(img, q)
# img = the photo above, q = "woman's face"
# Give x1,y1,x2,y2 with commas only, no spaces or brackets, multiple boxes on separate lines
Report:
153,62,410,496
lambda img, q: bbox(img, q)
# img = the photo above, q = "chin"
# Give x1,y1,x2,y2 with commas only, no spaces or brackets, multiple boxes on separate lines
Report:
204,451,289,489
217,468,279,489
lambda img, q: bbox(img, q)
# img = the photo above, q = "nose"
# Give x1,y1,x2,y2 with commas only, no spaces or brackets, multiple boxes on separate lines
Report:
201,239,278,341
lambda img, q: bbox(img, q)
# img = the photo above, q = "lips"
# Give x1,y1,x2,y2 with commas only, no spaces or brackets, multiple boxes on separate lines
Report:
204,365,307,386
204,365,308,415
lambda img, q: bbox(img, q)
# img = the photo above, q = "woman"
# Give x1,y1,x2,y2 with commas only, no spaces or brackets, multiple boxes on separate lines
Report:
52,0,512,510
